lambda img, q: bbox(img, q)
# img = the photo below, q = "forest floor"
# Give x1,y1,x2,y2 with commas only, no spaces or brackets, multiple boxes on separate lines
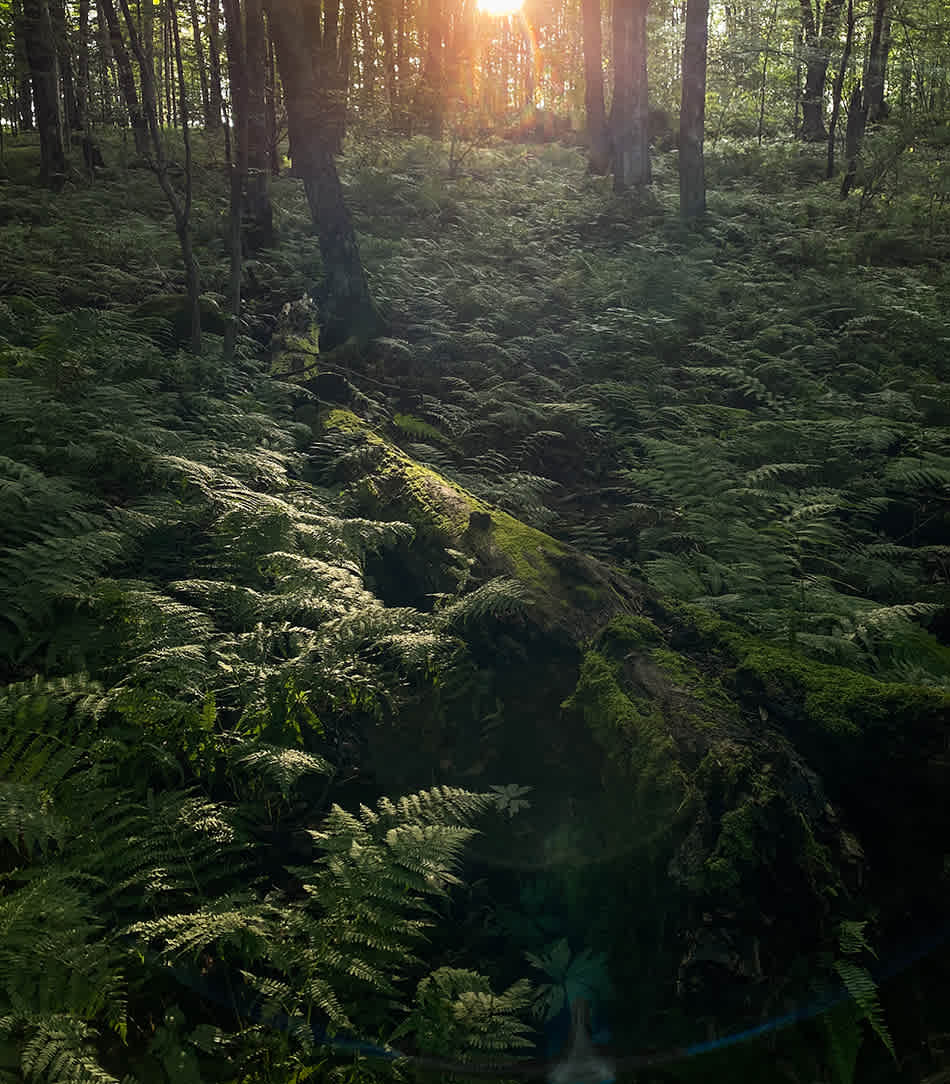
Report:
1,128,950,1083
5,129,949,684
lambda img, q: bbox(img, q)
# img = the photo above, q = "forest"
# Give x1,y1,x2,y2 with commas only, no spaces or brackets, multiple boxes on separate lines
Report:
0,0,949,1076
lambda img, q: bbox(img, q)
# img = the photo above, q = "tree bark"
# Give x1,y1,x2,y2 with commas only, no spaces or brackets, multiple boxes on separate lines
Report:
78,0,91,128
143,0,155,121
244,0,274,246
98,0,149,150
119,0,202,351
378,0,397,120
826,0,853,178
206,0,224,127
679,0,708,219
581,0,609,173
864,0,889,123
169,0,201,351
265,25,280,173
358,0,375,111
418,0,443,137
840,82,863,196
14,0,34,131
22,0,67,186
222,0,247,361
611,0,651,191
264,0,382,349
187,0,212,126
49,0,81,131
799,0,846,141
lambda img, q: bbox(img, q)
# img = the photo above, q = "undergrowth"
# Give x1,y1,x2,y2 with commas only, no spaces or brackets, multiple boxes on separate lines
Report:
1,128,948,1082
342,136,950,686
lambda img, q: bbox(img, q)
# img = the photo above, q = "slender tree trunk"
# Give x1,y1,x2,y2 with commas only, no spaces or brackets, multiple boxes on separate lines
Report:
523,25,535,106
840,82,863,196
395,0,406,126
611,0,651,191
679,0,708,219
169,0,200,350
14,0,34,131
119,0,202,350
419,0,443,137
49,0,80,130
245,0,274,246
800,0,846,140
581,0,609,172
757,0,778,142
864,0,889,122
501,16,509,112
162,1,173,125
105,0,149,149
358,0,374,111
206,0,224,127
222,0,246,361
265,26,279,172
379,0,397,119
826,0,853,177
143,0,155,118
264,0,382,349
94,10,113,123
339,0,355,127
78,0,91,125
23,0,67,186
187,0,212,125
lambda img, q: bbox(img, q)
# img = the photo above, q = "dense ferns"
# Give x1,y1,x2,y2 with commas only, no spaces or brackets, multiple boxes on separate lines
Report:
0,302,535,1083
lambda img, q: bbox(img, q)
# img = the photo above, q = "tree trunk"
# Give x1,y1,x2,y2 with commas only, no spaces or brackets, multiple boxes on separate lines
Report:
169,0,201,351
99,0,148,149
187,0,212,126
143,0,155,120
49,0,80,131
419,0,443,137
358,0,374,111
206,0,224,127
523,30,535,106
265,25,279,173
22,0,67,186
864,0,889,122
264,0,382,349
119,0,202,350
756,0,778,142
581,0,609,173
611,0,651,191
78,0,91,128
339,0,355,136
161,1,172,125
840,82,863,196
500,16,509,112
799,0,846,141
14,0,34,131
244,0,273,246
395,0,406,128
379,0,397,120
826,0,853,178
222,0,247,360
679,0,708,219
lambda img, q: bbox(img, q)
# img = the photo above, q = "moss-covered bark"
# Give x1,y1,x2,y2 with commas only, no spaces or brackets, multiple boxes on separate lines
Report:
310,403,950,1053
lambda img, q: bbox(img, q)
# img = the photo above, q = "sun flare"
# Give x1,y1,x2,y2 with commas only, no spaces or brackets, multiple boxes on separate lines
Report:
476,0,522,15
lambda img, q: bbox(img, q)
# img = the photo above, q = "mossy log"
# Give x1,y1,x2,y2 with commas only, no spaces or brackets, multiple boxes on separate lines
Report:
315,405,950,1041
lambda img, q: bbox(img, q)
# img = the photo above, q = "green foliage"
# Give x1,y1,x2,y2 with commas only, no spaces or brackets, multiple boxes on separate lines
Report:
524,940,613,1022
392,967,535,1065
0,291,536,1081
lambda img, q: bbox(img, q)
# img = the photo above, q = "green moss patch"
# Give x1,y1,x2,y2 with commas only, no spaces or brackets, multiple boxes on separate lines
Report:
562,647,691,852
664,600,950,745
